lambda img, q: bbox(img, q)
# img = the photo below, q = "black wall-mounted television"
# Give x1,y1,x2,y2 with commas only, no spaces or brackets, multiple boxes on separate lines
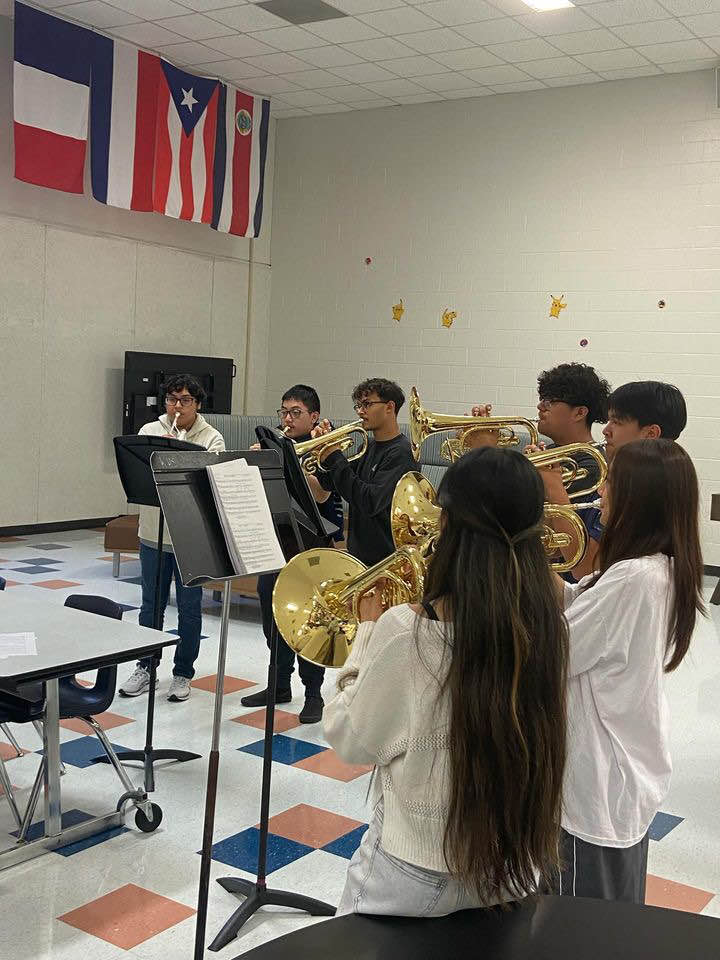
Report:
123,351,235,435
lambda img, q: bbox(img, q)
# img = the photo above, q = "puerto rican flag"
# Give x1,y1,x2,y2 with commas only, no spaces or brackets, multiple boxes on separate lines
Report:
13,2,94,194
211,85,270,238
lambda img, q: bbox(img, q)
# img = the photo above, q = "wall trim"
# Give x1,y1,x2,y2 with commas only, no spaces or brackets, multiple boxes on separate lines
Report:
0,517,118,537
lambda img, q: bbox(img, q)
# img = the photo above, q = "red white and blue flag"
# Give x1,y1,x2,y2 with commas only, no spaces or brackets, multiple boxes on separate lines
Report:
13,2,94,194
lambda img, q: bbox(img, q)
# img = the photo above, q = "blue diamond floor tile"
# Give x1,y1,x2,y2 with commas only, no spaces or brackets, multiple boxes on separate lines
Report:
32,544,71,550
11,808,94,842
205,827,314,874
166,629,208,640
14,558,65,565
121,576,144,586
10,566,58,575
239,734,327,765
649,811,684,841
117,603,140,613
55,825,130,856
322,824,369,860
36,735,133,769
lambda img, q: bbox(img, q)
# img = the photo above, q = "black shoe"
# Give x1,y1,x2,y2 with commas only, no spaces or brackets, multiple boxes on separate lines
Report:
299,696,324,724
240,687,292,708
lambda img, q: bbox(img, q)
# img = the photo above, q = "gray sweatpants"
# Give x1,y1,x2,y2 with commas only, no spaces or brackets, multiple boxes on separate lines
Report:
553,828,649,904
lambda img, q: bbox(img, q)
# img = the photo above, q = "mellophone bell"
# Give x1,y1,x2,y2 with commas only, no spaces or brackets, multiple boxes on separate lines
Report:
273,386,607,669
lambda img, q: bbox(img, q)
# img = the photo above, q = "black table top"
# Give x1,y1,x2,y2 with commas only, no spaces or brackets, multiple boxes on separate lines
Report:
240,895,720,960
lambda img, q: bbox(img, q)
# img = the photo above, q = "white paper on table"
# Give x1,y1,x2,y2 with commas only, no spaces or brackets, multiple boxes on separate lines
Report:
0,632,38,659
206,459,285,576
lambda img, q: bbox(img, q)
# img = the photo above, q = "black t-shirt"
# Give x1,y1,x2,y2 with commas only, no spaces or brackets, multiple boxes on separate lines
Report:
320,433,416,565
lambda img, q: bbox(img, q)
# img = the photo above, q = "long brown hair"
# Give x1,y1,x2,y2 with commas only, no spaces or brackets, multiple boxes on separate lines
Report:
590,439,703,672
423,448,568,900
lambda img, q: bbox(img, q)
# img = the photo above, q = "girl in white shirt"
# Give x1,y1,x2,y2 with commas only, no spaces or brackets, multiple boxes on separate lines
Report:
323,447,570,916
554,438,704,903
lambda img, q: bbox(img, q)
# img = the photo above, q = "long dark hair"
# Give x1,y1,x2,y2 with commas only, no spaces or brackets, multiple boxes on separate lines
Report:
591,439,703,672
423,447,568,900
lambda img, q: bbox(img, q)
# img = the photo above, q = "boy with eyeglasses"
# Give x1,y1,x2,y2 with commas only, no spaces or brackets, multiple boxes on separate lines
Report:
310,378,416,566
120,374,225,703
242,384,344,723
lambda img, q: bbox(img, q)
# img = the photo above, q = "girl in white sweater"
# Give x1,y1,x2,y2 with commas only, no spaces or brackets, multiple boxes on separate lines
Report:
324,447,570,916
553,438,703,903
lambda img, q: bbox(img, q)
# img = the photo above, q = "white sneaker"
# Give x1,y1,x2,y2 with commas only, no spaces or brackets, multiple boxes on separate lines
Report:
119,666,156,697
167,676,191,702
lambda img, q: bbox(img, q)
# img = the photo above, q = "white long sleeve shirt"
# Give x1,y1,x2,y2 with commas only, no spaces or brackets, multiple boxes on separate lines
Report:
562,555,674,848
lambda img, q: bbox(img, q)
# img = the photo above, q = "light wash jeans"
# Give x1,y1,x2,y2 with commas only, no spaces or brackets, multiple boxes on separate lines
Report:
336,801,485,917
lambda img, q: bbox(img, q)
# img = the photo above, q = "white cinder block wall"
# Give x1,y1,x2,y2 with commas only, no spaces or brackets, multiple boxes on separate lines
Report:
267,68,720,566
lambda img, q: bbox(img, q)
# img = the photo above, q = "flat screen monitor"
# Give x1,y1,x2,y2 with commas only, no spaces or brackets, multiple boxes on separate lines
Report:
123,351,234,435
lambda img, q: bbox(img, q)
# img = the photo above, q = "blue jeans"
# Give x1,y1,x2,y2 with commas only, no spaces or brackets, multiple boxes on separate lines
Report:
137,542,202,679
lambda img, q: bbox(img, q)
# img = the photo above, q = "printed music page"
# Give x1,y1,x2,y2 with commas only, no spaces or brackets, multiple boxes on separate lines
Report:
206,459,285,576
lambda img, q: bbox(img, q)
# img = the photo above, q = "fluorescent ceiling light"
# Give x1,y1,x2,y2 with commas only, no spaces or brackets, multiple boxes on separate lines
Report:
522,0,574,10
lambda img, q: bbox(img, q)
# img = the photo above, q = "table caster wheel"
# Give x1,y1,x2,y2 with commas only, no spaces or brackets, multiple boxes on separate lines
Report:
135,802,163,832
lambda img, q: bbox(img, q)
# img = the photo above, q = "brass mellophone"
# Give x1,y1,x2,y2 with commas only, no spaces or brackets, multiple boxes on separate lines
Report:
292,420,368,475
273,472,590,668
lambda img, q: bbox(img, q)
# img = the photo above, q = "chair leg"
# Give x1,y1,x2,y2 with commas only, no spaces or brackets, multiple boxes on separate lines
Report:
113,552,121,578
1,724,23,758
18,762,43,841
0,757,22,830
81,717,139,797
32,721,65,775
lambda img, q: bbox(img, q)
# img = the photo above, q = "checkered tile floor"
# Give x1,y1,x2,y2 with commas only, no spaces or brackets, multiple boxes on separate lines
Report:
1,529,720,959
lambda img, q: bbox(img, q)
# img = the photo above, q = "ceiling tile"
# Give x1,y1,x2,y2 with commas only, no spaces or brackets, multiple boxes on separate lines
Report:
636,38,716,61
544,72,603,84
306,103,353,113
242,26,331,51
454,19,536,44
348,97,398,107
577,46,652,67
462,63,533,83
158,41,232,64
328,0,407,12
522,55,591,76
515,9,599,35
661,55,719,69
110,22,186,46
357,7,440,32
342,37,419,58
432,46,504,68
551,28,627,53
243,76,302,93
172,0,269,10
392,91,447,101
680,12,720,35
324,83,383,100
288,68,354,86
329,60,399,79
55,2,140,29
272,108,310,118
583,0,672,27
658,0,720,14
491,79,546,92
303,17,384,41
413,70,482,88
204,35,280,57
241,52,313,72
414,0,504,27
599,64,663,77
362,77,431,94
382,54,454,74
485,37,562,60
442,85,493,96
152,13,236,40
395,28,474,52
279,90,343,106
205,4,289,30
613,20,695,44
108,0,189,15
294,46,367,66
490,0,541,13
197,59,270,78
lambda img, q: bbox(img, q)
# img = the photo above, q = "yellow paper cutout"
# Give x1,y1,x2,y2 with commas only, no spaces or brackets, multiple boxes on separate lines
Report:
550,295,567,319
392,299,404,323
441,309,457,328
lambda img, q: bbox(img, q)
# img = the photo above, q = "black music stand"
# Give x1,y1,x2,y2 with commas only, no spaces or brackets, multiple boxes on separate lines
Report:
100,435,203,791
149,450,336,960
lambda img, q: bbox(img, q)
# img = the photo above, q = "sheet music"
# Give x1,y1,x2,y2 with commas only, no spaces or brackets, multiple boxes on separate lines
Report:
206,459,285,576
0,632,37,659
